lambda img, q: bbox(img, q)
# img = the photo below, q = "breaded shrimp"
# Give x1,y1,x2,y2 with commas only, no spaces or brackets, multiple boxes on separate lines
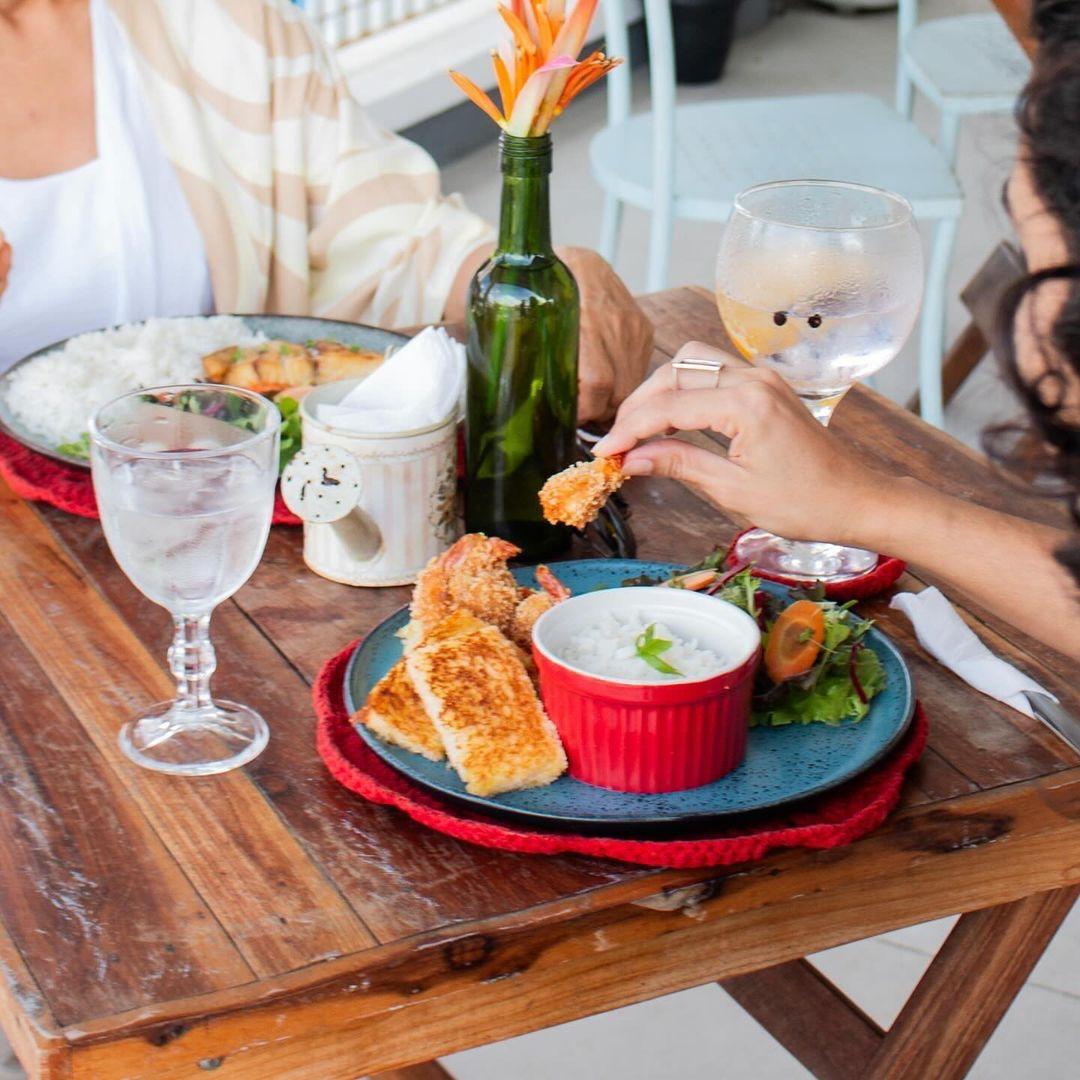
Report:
539,454,625,530
509,565,571,652
405,533,521,649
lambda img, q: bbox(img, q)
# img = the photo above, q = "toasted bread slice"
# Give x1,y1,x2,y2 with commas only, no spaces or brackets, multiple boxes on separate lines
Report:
355,658,443,761
406,617,567,796
356,610,489,760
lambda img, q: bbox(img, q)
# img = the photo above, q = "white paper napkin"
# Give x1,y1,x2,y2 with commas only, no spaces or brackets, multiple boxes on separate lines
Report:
890,587,1058,718
316,326,465,433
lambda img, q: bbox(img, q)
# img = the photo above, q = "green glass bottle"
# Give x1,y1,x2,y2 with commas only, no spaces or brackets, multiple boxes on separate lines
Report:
465,132,579,560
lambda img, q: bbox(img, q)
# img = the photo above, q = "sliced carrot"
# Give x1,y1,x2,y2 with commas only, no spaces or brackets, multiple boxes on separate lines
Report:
764,600,826,683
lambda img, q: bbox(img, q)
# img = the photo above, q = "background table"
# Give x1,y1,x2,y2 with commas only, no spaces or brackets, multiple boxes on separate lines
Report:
0,287,1076,1080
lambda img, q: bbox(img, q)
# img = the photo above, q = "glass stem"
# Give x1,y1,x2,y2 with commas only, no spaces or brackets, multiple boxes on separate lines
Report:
169,614,215,711
800,393,843,427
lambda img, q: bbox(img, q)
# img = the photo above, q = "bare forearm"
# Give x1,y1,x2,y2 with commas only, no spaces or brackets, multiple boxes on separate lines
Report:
858,477,1080,658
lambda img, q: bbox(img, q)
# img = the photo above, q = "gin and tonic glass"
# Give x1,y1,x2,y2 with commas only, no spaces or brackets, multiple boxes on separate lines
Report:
90,385,279,775
716,180,924,581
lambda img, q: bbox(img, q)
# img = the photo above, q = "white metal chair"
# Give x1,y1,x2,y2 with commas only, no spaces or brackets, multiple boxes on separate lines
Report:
897,0,1031,164
590,0,964,427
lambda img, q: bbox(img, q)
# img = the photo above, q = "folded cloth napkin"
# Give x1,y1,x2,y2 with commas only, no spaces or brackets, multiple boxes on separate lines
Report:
890,587,1058,719
317,326,464,433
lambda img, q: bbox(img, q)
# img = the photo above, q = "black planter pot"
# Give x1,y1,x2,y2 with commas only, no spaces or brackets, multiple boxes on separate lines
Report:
670,0,742,85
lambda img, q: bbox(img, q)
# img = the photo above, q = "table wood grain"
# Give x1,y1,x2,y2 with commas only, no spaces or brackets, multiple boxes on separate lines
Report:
0,287,1076,1079
992,0,1036,57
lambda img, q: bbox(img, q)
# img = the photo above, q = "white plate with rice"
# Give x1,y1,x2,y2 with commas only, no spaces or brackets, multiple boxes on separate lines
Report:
0,314,405,468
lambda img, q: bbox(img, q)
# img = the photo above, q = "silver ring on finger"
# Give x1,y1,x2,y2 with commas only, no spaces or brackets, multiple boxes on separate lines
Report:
672,357,725,390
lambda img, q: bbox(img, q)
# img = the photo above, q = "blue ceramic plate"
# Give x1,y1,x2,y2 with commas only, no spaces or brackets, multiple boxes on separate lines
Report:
344,560,915,828
0,315,407,469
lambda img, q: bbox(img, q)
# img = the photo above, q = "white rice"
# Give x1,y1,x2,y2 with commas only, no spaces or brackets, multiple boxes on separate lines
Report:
560,613,726,682
1,316,266,448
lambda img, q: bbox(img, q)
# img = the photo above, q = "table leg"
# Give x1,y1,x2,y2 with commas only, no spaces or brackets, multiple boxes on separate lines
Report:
867,885,1079,1080
722,885,1078,1080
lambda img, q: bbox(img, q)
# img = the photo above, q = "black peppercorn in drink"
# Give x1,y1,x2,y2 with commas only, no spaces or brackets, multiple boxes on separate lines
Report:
714,179,923,427
715,259,919,425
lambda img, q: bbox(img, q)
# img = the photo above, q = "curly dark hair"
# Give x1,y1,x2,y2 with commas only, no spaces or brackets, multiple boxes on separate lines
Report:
987,0,1080,583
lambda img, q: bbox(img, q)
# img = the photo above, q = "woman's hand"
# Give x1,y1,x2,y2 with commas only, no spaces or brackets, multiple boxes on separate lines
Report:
593,341,887,546
0,232,11,302
556,246,653,425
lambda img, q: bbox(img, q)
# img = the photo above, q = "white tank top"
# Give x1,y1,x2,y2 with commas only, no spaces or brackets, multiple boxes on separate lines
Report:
0,0,214,372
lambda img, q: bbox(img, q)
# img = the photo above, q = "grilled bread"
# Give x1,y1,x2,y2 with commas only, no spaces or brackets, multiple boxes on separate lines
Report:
355,658,444,761
355,610,488,760
406,616,567,796
539,455,625,529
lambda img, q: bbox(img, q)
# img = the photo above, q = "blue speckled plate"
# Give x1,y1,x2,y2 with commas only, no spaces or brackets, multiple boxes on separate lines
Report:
344,560,915,828
0,315,407,469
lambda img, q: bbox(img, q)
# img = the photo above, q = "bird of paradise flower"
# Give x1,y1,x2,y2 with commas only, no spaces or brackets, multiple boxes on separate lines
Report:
449,0,622,137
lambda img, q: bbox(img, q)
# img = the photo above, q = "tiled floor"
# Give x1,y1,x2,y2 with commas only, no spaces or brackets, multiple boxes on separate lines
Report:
3,4,1075,1079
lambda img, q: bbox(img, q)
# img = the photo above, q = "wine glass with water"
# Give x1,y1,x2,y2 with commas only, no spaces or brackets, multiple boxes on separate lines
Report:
90,385,279,775
715,179,924,581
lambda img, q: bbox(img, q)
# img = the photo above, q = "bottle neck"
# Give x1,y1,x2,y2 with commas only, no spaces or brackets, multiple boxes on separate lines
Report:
496,133,553,256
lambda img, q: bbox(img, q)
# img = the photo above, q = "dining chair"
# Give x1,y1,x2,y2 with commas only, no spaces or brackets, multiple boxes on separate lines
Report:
896,0,1031,165
590,0,964,427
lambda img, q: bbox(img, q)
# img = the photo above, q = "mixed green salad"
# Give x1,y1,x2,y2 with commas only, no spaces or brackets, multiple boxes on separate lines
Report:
56,393,302,474
625,551,886,728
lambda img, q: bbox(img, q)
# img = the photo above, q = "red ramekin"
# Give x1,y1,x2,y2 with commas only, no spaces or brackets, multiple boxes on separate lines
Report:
531,587,761,793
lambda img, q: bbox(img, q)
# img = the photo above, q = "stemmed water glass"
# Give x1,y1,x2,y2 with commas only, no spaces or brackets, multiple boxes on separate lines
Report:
90,385,280,775
715,179,924,582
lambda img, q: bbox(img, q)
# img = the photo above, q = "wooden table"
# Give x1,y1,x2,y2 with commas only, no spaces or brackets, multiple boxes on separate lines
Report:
993,0,1035,57
0,287,1076,1080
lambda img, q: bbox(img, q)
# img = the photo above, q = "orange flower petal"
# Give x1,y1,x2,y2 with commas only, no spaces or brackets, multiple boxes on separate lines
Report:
492,50,515,114
530,0,554,54
556,57,619,112
551,0,598,59
449,70,505,127
499,5,537,55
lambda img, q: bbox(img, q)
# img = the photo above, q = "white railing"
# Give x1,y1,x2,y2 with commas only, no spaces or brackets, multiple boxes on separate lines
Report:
300,0,458,47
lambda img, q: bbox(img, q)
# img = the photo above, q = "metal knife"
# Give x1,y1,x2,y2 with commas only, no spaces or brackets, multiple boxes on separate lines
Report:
1024,691,1080,755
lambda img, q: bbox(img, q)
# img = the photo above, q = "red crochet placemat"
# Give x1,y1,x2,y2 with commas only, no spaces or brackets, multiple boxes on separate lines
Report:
725,528,906,601
314,640,928,869
0,431,301,526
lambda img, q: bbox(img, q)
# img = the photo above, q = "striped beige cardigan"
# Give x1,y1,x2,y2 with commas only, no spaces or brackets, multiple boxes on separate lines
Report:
106,0,493,327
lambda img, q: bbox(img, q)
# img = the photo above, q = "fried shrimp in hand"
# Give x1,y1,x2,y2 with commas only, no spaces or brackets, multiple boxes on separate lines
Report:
510,565,571,652
406,534,521,648
539,455,625,529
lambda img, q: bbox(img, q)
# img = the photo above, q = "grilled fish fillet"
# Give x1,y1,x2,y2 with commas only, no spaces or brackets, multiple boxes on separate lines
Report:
202,339,383,395
309,340,384,383
406,616,567,796
539,455,625,529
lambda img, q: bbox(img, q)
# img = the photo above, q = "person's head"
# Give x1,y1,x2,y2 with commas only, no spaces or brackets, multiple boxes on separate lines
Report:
996,0,1080,581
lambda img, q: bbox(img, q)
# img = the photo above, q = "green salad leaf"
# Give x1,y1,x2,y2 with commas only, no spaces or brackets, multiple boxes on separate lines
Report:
752,642,885,727
277,396,302,474
57,432,91,460
752,597,885,727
